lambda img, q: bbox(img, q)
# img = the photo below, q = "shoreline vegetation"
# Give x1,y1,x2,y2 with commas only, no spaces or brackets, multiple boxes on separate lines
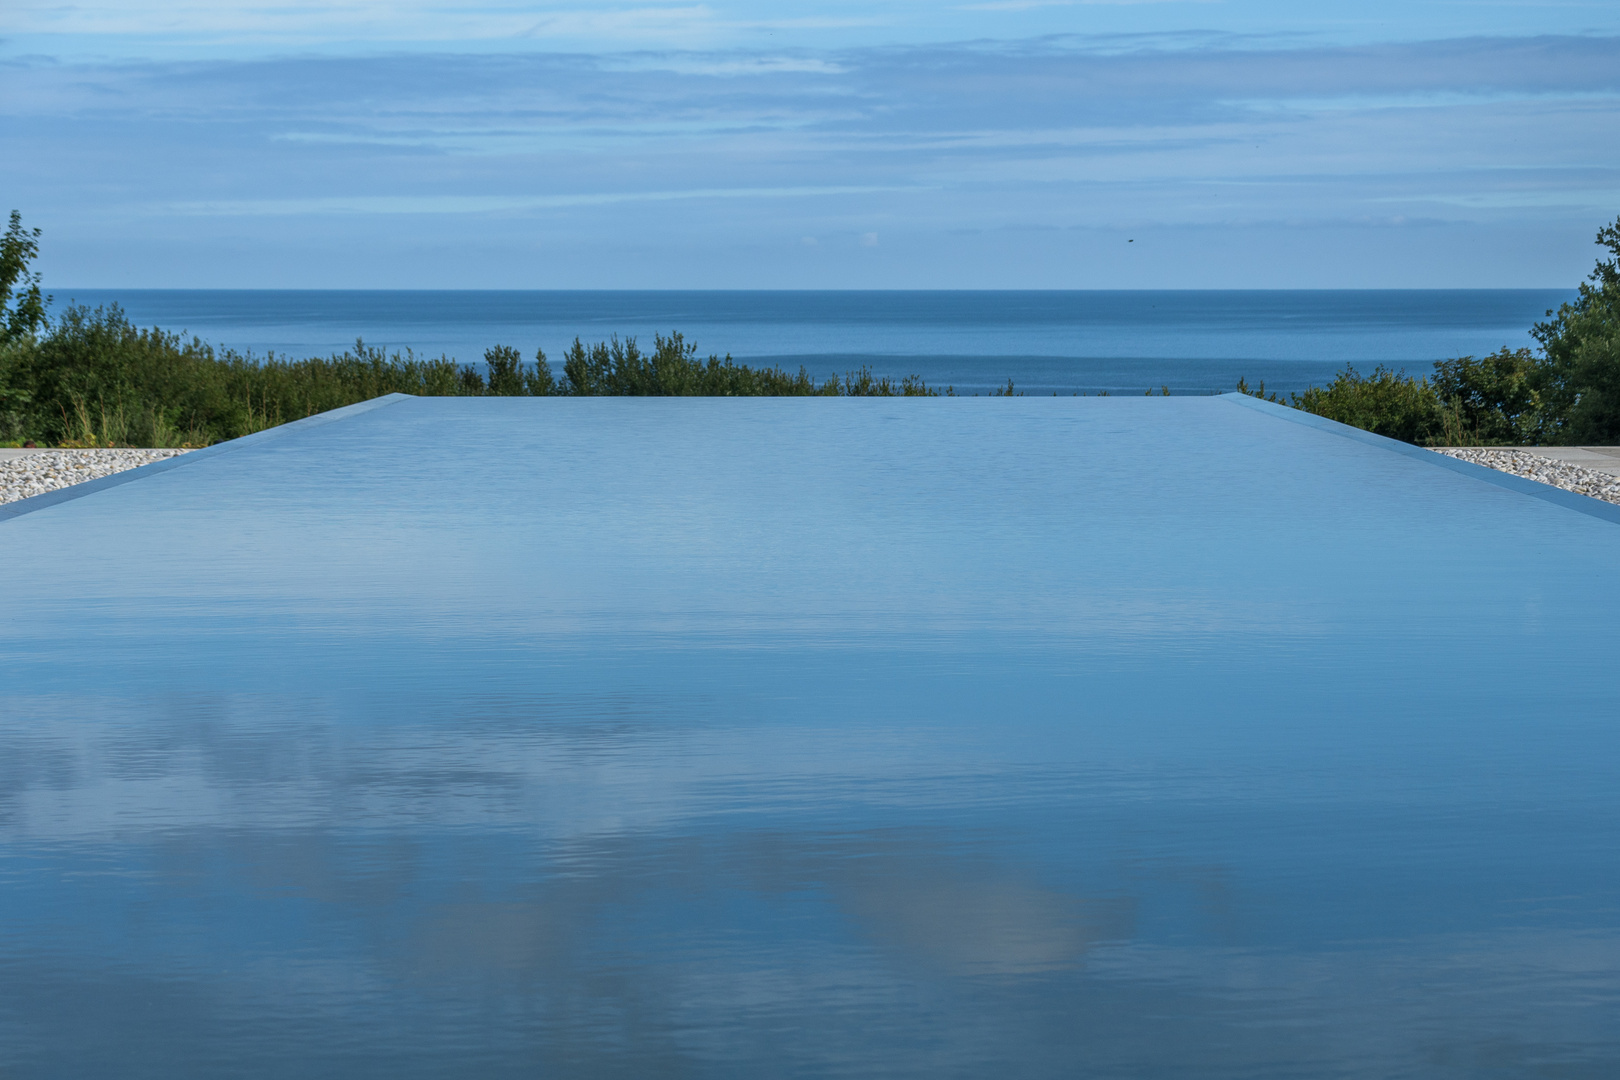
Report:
2,211,1617,449
1237,215,1619,447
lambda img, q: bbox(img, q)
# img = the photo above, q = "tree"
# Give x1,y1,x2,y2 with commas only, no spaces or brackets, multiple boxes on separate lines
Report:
1532,215,1620,444
1430,348,1547,445
0,211,50,342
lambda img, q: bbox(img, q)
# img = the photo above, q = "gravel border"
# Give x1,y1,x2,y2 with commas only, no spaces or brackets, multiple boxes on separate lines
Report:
1433,448,1620,506
0,449,191,506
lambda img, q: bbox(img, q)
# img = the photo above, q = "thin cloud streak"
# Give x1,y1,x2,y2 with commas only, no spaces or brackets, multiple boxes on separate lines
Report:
7,0,1616,56
168,186,933,216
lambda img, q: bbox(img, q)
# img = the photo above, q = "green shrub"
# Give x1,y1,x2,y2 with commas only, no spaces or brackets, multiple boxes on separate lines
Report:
1233,377,1283,403
1241,215,1620,446
1292,366,1444,444
1276,357,1550,447
20,202,1619,451
482,345,523,396
3,303,495,445
558,332,940,397
1430,348,1548,445
0,338,34,443
564,333,819,396
0,310,947,448
0,210,953,446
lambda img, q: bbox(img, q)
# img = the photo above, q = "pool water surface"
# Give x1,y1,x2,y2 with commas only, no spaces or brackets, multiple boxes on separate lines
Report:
1,395,1616,1078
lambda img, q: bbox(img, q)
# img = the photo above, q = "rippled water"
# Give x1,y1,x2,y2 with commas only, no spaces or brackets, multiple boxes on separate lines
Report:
2,396,1617,1077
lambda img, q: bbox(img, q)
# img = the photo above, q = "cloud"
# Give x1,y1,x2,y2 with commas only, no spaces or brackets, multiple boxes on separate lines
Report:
605,53,848,75
0,1,728,45
10,0,1612,58
165,186,930,216
11,34,1618,133
0,0,896,54
2,32,1617,285
954,0,1197,9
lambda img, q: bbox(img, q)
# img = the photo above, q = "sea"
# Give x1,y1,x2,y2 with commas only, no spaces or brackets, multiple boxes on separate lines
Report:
56,289,1570,397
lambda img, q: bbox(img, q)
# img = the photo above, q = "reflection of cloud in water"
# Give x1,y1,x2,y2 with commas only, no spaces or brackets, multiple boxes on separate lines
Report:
0,684,1147,842
413,902,572,977
828,851,1135,976
4,809,1619,1074
389,829,1133,985
846,877,1134,976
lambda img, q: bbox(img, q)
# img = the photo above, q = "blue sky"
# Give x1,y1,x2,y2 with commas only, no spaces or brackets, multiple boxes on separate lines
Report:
2,1,1618,287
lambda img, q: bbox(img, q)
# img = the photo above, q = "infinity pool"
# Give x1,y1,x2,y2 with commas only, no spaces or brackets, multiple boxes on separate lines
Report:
2,395,1616,1077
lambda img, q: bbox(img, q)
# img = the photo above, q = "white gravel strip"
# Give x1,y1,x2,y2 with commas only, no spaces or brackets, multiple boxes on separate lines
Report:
0,449,191,506
1433,448,1620,506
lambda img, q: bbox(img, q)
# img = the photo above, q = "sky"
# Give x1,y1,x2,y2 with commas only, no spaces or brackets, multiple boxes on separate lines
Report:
2,1,1618,288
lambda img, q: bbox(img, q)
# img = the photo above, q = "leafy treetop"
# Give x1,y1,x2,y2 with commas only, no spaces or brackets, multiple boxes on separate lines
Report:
0,211,49,343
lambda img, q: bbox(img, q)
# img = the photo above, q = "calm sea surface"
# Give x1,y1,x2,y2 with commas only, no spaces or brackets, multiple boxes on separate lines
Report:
56,289,1569,395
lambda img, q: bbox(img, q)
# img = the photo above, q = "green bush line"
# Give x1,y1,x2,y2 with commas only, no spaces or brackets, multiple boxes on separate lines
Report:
0,315,958,446
3,210,1618,447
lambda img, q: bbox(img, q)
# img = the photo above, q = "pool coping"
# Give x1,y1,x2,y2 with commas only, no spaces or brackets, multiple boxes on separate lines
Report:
7,392,1618,529
1219,392,1620,526
0,393,412,523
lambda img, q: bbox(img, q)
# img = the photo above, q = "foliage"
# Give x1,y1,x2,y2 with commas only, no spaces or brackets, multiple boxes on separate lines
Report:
0,218,958,445
477,344,557,396
1430,348,1546,445
1,314,948,446
6,304,494,446
0,211,49,344
482,344,525,396
1236,213,1620,446
558,332,941,397
1530,216,1620,444
0,316,952,450
523,348,556,396
0,339,34,440
14,204,1620,450
1256,354,1554,447
1291,365,1445,444
0,212,961,446
1233,377,1283,403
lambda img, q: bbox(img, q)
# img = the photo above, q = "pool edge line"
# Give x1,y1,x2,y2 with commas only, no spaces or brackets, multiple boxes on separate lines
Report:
0,393,414,524
1219,392,1620,527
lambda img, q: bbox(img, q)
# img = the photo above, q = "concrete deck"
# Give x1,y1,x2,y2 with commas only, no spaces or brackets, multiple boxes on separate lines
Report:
8,443,1620,474
1450,446,1620,478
